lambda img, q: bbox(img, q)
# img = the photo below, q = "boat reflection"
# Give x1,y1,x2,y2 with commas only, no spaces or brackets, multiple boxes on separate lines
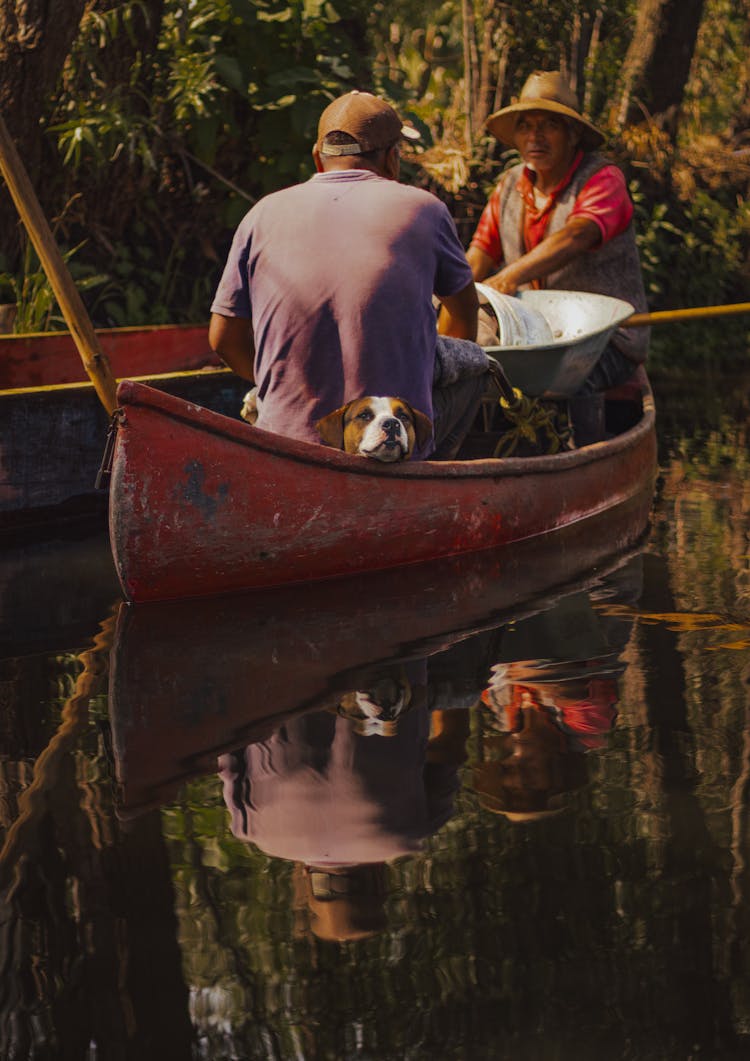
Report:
108,528,644,820
0,538,646,1052
175,554,636,942
105,536,643,947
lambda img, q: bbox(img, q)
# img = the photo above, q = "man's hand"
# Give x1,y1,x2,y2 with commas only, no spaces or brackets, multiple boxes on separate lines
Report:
467,216,602,295
482,263,525,295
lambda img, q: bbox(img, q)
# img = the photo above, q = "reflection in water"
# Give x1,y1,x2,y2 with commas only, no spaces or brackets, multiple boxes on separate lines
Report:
213,562,640,951
472,571,637,823
219,674,463,942
2,514,750,1056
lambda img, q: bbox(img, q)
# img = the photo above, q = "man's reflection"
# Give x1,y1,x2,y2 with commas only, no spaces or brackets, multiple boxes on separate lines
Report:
471,560,640,822
474,657,618,821
218,662,467,942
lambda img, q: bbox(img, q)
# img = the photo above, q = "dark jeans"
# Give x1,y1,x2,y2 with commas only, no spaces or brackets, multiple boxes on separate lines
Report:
431,337,489,459
576,341,636,396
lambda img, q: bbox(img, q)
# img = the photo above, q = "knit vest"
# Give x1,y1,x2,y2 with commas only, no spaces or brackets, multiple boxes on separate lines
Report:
497,153,649,364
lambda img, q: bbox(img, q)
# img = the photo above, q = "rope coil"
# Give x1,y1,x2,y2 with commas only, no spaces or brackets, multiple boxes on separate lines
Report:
485,356,572,457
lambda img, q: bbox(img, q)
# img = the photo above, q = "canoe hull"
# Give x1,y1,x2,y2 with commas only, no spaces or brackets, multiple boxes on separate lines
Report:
109,378,657,602
0,323,216,390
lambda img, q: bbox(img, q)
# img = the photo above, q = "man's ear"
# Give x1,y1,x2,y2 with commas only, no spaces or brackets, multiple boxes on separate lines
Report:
400,401,433,449
312,145,324,172
384,143,401,180
315,405,348,448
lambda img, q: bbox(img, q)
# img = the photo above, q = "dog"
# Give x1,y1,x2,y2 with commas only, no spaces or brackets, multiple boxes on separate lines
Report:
315,396,433,462
336,665,428,736
338,675,414,737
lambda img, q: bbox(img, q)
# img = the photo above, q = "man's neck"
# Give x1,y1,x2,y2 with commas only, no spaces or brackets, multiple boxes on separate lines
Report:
528,148,583,196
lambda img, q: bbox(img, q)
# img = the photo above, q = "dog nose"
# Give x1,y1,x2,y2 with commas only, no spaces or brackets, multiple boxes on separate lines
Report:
382,417,402,440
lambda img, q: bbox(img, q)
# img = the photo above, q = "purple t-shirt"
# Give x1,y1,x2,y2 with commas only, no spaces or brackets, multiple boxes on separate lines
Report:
217,706,457,865
210,170,473,454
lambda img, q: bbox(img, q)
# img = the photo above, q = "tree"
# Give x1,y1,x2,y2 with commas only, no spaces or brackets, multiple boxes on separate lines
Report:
0,0,86,157
0,0,87,259
610,0,706,138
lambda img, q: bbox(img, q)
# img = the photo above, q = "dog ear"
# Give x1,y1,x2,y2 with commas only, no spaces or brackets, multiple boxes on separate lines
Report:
315,405,348,448
401,402,433,449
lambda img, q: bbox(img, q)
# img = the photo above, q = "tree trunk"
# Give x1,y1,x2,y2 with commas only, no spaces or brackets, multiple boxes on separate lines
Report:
0,0,87,259
728,2,750,140
461,0,474,148
611,0,706,139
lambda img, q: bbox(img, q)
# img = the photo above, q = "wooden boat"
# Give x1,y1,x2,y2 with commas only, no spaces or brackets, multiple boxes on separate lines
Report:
0,322,246,527
0,289,639,531
108,368,657,603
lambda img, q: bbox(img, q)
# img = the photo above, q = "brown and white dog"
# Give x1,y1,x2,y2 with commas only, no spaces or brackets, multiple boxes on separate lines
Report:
316,396,433,462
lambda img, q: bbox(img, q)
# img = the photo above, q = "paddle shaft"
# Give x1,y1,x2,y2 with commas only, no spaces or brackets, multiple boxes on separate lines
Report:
0,113,118,414
624,303,750,328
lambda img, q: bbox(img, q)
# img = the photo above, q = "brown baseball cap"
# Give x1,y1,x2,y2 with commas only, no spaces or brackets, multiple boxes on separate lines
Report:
317,90,421,156
485,70,605,150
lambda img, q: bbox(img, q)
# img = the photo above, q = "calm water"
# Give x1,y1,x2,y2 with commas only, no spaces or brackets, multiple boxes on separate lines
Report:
2,367,750,1060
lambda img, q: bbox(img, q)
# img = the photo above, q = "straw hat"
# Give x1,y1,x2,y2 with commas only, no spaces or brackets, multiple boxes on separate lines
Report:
486,71,605,150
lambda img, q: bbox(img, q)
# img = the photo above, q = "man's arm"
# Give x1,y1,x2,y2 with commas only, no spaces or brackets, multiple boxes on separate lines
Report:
437,280,479,339
208,313,256,382
480,216,601,294
466,245,498,283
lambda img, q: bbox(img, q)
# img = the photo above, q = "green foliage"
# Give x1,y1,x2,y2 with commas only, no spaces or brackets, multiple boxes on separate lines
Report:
367,0,636,136
632,182,750,368
682,0,750,135
28,0,374,327
1,0,747,348
0,239,109,333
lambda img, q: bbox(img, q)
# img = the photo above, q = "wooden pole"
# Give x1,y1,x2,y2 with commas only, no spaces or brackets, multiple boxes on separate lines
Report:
624,302,750,328
0,113,118,414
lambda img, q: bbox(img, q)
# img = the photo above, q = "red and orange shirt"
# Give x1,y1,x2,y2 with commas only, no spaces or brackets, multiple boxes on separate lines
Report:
470,150,634,267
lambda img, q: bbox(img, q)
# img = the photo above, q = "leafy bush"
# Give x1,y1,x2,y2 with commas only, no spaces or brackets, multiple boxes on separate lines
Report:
34,0,374,327
632,182,750,369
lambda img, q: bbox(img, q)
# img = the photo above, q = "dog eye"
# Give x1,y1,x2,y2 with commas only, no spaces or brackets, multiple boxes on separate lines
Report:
395,408,411,424
356,409,374,422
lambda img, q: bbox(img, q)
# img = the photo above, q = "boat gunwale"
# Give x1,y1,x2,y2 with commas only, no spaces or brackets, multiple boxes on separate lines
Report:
0,321,207,343
0,365,232,399
116,377,656,482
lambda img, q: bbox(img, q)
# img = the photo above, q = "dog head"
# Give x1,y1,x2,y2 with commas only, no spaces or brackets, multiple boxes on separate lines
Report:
315,396,433,462
338,673,414,737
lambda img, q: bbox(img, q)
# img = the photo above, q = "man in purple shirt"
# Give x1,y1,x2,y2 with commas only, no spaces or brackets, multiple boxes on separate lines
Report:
209,90,487,459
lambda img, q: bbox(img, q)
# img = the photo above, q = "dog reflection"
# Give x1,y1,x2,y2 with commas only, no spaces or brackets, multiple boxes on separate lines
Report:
337,670,420,737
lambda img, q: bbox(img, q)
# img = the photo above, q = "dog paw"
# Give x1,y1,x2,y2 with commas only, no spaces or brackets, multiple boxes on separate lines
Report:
240,387,259,425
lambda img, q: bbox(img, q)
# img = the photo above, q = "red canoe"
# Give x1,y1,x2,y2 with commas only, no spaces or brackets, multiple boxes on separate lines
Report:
108,373,657,603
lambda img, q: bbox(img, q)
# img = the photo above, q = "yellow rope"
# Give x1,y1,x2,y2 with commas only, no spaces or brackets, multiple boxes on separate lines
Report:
491,388,572,458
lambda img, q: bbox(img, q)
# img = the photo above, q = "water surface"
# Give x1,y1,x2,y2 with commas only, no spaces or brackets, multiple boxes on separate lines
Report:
2,368,750,1060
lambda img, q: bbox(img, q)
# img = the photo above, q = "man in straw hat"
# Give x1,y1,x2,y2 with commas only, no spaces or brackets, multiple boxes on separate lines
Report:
467,71,650,407
473,652,620,823
210,90,490,460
